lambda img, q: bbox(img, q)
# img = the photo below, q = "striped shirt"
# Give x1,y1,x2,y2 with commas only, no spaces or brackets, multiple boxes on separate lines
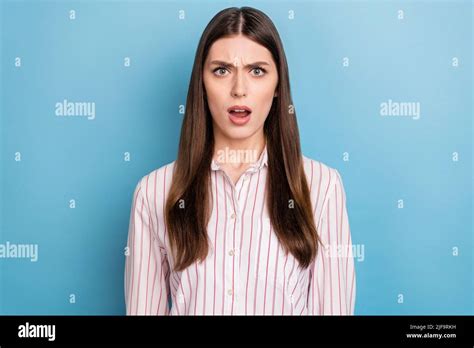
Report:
124,145,356,315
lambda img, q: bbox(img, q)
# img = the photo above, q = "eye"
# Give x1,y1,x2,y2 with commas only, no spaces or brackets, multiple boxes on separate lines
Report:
212,66,267,77
252,67,267,76
213,67,229,76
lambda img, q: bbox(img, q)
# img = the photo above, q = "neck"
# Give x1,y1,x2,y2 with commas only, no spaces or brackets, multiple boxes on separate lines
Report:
212,130,266,169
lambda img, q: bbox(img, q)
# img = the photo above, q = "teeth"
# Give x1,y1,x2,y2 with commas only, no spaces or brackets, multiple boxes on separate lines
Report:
232,109,247,112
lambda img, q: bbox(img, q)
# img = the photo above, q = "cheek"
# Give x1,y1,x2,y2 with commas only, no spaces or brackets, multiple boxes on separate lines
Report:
253,84,276,113
207,94,225,121
204,79,226,108
252,77,277,99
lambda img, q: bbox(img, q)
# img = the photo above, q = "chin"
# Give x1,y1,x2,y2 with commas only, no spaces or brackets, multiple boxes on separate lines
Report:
222,128,256,140
226,131,253,140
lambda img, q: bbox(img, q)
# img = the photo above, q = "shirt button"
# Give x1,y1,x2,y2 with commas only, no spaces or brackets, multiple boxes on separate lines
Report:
228,249,234,256
230,213,236,219
227,289,233,296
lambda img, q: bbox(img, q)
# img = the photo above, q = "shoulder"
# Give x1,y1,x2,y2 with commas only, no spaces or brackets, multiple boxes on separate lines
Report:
133,160,176,204
301,155,347,224
301,154,343,194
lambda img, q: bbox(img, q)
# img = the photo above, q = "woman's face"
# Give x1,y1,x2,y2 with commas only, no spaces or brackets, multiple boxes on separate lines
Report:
203,35,278,143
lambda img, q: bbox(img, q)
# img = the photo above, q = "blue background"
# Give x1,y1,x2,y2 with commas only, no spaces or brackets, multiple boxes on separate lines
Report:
0,0,472,315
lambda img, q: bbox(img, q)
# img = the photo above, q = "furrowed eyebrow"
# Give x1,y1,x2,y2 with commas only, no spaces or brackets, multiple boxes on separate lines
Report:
209,60,270,69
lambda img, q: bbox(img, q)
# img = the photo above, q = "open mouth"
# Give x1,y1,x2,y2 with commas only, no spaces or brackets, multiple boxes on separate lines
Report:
229,110,251,117
228,110,252,125
227,105,252,125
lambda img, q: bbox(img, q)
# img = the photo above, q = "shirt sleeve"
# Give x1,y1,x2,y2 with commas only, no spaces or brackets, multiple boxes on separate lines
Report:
124,178,171,315
306,169,356,315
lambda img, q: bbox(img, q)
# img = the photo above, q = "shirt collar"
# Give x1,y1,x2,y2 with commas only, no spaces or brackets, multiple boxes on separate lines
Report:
211,143,268,172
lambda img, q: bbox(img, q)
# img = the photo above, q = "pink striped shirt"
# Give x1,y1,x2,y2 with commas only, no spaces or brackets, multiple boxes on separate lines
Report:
124,145,356,315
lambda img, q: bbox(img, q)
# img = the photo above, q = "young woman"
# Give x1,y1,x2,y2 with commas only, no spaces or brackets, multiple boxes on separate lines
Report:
124,6,356,315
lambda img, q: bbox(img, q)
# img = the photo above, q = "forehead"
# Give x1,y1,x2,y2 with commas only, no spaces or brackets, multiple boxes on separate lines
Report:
206,35,273,63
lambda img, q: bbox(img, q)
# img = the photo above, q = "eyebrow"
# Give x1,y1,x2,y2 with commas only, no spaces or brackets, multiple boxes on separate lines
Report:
209,60,270,68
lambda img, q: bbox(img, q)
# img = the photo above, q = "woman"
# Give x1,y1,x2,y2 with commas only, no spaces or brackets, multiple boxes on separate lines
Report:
124,6,356,315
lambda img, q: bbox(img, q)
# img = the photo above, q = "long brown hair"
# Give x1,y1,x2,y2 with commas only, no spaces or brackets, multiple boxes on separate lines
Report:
165,6,320,272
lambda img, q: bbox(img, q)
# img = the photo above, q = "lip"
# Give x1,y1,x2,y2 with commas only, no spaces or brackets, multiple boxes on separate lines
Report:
228,110,251,126
227,105,252,113
227,105,252,126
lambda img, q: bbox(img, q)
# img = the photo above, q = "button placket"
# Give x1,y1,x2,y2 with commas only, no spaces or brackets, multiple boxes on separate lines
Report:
223,173,242,314
213,147,267,314
177,293,184,304
229,210,242,313
237,170,254,212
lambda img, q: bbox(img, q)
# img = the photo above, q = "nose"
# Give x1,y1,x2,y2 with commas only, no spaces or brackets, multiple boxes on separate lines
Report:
230,70,247,97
